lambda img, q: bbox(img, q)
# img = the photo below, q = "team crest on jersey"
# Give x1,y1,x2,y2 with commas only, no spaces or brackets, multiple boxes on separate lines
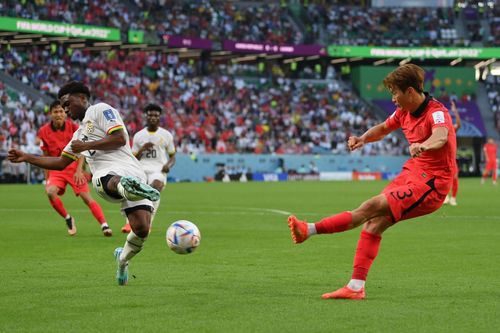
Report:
86,121,94,133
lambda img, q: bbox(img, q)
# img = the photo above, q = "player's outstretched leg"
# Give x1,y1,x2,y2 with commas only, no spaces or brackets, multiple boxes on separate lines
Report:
114,247,128,286
321,286,366,300
65,216,77,236
288,215,309,244
117,176,160,202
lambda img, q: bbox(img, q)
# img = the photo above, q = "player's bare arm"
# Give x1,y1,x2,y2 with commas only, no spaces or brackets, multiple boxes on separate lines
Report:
162,153,176,173
74,157,87,185
135,142,154,160
348,122,392,151
71,130,126,153
8,149,74,170
409,127,449,158
42,150,50,179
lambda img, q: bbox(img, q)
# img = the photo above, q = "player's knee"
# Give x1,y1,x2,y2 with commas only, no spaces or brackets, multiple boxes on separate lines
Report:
364,217,391,235
357,196,387,219
134,224,150,238
151,180,164,192
46,189,58,198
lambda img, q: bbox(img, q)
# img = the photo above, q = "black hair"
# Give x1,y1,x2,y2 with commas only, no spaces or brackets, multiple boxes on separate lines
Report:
49,100,62,111
143,103,162,114
57,81,91,99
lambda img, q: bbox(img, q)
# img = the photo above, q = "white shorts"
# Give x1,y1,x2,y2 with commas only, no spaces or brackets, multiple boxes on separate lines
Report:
92,167,153,213
146,171,166,185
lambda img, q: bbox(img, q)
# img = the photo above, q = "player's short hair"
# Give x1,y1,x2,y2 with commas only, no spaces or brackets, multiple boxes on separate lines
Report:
383,64,425,94
143,103,162,114
49,100,62,111
57,81,91,99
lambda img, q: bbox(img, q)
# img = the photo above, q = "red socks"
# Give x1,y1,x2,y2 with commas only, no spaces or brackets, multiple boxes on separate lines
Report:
314,211,352,234
88,201,106,225
452,176,458,197
49,197,67,218
352,230,382,281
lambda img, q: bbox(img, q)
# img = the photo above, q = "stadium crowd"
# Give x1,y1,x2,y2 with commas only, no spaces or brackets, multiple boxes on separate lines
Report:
2,1,499,47
0,45,404,160
0,0,302,45
485,74,500,135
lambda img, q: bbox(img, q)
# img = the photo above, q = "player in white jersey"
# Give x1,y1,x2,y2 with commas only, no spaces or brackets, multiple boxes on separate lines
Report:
121,103,176,233
8,81,160,286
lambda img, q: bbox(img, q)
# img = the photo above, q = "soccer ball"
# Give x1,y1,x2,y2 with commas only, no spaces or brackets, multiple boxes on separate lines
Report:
166,220,201,254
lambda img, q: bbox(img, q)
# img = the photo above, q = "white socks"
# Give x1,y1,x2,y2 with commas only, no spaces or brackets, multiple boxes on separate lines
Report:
347,279,365,291
119,231,146,265
307,223,317,236
150,199,160,225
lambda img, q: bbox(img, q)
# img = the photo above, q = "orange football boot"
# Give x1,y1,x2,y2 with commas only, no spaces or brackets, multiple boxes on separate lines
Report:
287,215,308,244
321,286,366,300
121,223,131,234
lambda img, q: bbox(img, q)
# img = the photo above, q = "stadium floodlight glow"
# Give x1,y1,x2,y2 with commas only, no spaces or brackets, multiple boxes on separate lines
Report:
373,59,386,66
266,54,282,60
307,55,320,60
330,58,347,64
233,55,258,63
450,58,462,66
47,36,69,41
283,57,304,64
69,43,86,48
93,41,122,46
212,51,231,56
9,38,32,44
13,33,42,39
120,43,147,49
179,51,201,58
399,57,411,65
350,57,364,62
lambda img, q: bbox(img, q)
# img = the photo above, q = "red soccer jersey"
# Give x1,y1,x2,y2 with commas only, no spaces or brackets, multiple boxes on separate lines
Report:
38,119,79,173
484,143,497,162
385,95,457,194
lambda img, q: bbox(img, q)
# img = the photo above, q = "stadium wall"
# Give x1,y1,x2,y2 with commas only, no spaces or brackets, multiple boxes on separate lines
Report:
168,154,407,182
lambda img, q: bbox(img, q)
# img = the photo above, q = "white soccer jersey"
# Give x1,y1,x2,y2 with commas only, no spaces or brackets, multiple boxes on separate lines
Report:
62,102,143,179
132,127,176,174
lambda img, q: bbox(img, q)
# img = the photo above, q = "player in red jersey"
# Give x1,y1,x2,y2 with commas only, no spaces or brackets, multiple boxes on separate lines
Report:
38,101,112,236
443,100,461,206
288,64,456,300
481,138,497,185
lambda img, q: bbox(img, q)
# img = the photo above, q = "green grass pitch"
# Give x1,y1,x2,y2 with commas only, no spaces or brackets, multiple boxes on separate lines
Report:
1,179,499,332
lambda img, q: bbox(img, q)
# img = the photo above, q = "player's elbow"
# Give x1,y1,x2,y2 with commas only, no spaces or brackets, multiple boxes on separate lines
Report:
436,136,448,149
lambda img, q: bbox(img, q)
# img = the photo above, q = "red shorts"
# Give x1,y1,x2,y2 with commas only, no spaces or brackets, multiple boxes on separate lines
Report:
383,169,445,223
485,161,497,172
46,171,89,196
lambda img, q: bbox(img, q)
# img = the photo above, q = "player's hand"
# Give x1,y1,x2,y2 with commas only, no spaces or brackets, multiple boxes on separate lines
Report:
71,140,88,153
348,136,364,151
162,165,170,173
73,169,87,185
142,142,154,150
7,149,26,163
410,143,426,158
